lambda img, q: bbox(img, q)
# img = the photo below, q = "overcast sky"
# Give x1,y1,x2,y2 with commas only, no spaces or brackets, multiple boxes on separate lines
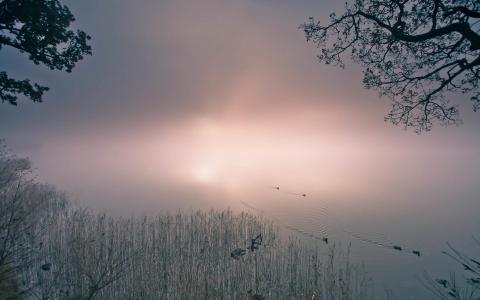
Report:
1,1,479,297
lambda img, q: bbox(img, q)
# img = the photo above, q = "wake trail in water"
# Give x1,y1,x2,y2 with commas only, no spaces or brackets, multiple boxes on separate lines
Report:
245,185,423,258
240,199,330,245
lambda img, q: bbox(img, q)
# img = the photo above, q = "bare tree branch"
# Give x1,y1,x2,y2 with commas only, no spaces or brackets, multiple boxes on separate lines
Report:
302,0,480,132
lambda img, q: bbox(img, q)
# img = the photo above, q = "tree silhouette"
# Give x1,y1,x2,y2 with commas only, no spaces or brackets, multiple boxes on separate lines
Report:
302,0,480,132
0,141,42,299
0,0,91,105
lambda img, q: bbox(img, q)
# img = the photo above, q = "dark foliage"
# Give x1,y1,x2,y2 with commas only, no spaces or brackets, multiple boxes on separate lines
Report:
0,0,91,105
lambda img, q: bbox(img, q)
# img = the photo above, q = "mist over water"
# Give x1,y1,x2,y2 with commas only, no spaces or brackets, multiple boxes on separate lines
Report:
2,0,480,298
19,123,478,298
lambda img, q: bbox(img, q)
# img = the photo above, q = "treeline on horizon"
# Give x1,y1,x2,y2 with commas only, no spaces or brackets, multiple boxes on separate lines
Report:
0,142,373,300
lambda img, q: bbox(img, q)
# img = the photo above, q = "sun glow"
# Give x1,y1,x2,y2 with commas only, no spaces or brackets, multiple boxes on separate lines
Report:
191,163,217,184
162,113,367,194
131,111,382,198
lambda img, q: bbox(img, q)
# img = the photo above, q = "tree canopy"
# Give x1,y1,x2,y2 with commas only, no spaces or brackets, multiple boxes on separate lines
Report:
0,0,91,105
302,0,480,132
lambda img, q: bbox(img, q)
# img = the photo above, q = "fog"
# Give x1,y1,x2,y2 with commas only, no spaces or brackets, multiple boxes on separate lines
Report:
1,0,479,298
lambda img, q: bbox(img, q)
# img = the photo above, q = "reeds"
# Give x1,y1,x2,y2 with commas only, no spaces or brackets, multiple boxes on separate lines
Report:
15,205,373,299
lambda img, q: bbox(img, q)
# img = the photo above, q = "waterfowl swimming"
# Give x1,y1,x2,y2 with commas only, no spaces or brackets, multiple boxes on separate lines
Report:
392,245,402,251
249,234,263,252
231,248,246,260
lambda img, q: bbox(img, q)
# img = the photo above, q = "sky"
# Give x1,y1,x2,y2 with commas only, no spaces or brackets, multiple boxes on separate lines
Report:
1,0,480,298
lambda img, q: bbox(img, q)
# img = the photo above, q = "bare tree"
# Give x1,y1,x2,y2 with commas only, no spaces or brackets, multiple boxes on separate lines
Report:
0,142,45,299
302,0,480,132
0,142,32,299
62,212,139,300
0,141,69,300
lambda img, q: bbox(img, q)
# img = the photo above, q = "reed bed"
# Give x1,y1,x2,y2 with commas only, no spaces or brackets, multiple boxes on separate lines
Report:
16,204,372,300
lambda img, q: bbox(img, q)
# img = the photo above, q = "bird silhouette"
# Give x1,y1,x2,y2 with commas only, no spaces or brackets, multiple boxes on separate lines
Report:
230,248,246,260
249,234,263,252
41,263,51,271
392,245,403,251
